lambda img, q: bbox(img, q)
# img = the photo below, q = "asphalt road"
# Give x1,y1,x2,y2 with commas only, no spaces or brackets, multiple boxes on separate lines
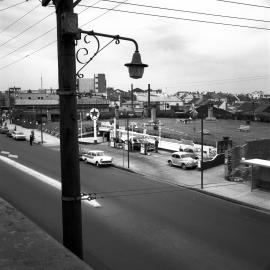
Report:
1,135,270,270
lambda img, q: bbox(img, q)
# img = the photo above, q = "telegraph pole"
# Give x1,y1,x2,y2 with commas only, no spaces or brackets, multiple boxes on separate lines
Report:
42,0,83,258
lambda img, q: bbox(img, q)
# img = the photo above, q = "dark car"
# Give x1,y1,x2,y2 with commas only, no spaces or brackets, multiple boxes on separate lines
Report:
0,126,9,134
138,139,155,152
6,129,15,137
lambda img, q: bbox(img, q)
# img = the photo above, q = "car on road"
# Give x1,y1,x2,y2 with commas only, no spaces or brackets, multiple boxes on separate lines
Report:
168,151,198,169
6,129,15,138
78,147,87,161
12,131,26,141
138,138,155,152
0,126,9,134
81,150,113,167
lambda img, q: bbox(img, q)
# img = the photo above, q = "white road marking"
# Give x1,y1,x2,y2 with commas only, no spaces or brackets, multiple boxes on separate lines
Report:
1,151,10,155
8,154,18,159
0,155,101,208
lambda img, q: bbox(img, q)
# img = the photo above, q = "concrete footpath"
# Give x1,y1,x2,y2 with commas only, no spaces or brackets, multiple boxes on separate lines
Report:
0,198,93,270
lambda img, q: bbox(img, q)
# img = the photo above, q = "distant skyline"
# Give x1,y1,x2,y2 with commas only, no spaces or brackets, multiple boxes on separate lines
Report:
0,0,270,94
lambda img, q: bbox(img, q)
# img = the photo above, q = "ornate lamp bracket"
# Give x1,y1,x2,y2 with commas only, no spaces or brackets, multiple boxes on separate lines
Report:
76,29,140,79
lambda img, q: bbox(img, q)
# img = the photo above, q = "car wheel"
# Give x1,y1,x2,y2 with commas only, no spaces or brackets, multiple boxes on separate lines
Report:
168,160,173,167
84,159,88,164
182,164,187,170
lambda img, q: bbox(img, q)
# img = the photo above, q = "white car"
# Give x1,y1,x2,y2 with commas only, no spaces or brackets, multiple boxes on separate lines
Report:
168,151,198,169
82,150,113,167
12,131,26,141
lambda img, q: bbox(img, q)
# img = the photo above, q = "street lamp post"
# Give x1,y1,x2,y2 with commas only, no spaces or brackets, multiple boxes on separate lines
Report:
40,108,43,144
127,115,130,169
80,112,83,138
42,0,148,259
201,115,204,189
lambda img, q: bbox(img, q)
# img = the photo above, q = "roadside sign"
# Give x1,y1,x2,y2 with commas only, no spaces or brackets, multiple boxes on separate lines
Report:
89,108,100,120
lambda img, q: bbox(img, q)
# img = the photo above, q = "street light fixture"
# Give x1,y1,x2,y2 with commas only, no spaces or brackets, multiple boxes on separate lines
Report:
125,51,148,79
76,30,148,79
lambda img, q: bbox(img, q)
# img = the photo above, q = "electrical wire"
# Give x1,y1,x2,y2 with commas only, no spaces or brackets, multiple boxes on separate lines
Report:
0,0,103,60
80,0,129,27
0,11,54,48
165,75,270,87
79,5,270,31
0,3,40,35
0,40,56,71
100,0,270,23
216,0,270,9
0,0,27,12
0,0,127,68
0,27,55,60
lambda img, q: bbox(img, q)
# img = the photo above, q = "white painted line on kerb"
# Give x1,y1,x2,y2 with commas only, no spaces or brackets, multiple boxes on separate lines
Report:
0,155,101,208
8,154,18,159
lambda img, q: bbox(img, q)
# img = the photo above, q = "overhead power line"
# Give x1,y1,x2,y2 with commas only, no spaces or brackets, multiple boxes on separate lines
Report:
0,11,54,48
0,27,56,60
216,0,270,9
78,5,270,31
0,3,40,35
0,0,104,60
166,75,270,87
80,0,129,27
101,0,270,23
0,40,56,71
0,0,26,12
0,0,127,69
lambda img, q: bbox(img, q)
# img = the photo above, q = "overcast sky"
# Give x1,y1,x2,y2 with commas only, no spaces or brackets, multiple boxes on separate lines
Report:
0,0,270,94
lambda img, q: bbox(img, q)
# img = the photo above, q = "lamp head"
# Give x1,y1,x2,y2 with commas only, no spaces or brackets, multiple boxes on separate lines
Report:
125,51,148,79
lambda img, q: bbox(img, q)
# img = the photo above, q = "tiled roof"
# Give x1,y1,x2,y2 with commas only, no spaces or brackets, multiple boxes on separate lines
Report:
15,99,59,105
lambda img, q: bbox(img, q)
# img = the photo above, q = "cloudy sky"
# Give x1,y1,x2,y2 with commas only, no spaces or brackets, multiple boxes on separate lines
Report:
0,0,270,94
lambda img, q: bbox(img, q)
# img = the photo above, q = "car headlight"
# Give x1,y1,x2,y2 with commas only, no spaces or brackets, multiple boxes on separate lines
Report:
100,159,103,162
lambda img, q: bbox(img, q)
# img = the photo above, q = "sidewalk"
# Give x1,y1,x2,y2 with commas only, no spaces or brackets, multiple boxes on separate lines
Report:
0,197,93,270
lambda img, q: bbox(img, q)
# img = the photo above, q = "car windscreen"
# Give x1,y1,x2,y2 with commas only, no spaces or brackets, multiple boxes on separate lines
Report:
181,154,195,158
96,152,104,156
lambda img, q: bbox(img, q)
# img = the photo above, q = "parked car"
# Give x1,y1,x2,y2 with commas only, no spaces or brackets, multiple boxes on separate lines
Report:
0,126,9,134
6,129,15,138
128,136,141,150
138,138,155,152
168,151,198,169
78,147,87,161
12,131,26,141
82,150,113,167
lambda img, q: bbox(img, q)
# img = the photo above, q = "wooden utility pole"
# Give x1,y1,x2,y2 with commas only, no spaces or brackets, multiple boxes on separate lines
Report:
42,0,83,258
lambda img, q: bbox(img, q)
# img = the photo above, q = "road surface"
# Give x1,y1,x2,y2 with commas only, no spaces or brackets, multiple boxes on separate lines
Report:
0,135,270,270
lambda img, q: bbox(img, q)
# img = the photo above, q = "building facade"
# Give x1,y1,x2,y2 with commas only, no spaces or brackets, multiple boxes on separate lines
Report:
94,73,106,94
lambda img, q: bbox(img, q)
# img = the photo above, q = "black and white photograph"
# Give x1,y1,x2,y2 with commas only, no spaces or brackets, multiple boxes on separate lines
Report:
0,0,270,269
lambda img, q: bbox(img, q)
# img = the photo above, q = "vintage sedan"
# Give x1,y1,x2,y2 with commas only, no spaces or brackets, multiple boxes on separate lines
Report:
168,151,198,169
12,131,26,141
82,150,113,167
